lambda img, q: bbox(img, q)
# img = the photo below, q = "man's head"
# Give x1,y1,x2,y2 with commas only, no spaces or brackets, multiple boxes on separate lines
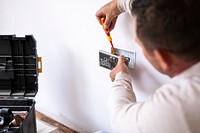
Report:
132,0,200,76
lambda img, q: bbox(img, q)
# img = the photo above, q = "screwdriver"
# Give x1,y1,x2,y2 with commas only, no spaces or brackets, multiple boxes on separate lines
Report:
101,18,116,55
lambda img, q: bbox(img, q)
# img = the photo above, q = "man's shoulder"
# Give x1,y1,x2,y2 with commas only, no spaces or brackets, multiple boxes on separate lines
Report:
154,76,200,106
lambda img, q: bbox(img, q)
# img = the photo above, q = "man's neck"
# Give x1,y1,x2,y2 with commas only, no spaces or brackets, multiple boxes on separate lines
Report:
169,59,199,77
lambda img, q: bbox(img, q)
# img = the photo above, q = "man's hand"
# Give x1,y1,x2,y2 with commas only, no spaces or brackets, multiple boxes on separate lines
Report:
110,56,129,82
95,0,122,31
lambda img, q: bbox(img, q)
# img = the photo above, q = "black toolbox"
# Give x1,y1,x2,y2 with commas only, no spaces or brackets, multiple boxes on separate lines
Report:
0,35,42,133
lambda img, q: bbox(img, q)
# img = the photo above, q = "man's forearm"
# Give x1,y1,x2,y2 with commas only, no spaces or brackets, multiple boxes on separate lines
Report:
108,72,137,130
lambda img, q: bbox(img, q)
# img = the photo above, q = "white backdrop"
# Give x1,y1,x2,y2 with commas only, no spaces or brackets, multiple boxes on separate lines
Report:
0,0,169,132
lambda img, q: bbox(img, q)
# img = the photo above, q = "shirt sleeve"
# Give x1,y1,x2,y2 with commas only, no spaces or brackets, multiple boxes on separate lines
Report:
117,0,134,16
108,72,141,132
108,72,188,133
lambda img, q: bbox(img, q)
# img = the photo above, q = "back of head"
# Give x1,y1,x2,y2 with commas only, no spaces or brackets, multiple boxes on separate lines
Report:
132,0,200,60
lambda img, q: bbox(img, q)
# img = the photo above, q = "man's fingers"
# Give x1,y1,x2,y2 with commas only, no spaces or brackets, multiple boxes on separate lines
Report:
117,56,125,65
109,17,118,31
95,12,111,30
104,17,112,29
95,11,104,25
109,72,115,82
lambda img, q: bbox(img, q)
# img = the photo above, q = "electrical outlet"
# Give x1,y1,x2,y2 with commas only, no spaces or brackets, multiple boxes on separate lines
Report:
99,48,136,70
113,48,136,69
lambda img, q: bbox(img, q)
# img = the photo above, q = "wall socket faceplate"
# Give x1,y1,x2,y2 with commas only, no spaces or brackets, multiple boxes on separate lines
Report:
114,48,136,69
99,48,136,70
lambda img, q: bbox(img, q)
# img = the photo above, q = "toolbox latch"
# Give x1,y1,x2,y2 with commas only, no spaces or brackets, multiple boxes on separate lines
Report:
38,57,42,73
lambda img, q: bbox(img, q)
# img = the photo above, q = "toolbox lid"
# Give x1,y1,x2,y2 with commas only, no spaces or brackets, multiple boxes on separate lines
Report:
0,35,39,97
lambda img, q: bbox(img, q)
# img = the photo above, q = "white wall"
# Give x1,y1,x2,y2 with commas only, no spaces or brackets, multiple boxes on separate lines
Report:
0,0,170,132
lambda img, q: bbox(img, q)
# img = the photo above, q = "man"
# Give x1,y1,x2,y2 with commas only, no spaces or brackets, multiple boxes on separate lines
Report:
96,0,200,133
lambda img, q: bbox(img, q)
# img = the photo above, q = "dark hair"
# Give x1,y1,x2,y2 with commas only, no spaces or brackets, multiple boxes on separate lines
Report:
132,0,200,60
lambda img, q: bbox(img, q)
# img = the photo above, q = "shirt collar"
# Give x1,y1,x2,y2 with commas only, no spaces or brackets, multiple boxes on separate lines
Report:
172,61,200,81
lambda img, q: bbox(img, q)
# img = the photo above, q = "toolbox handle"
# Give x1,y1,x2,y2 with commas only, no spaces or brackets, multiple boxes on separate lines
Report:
38,57,42,73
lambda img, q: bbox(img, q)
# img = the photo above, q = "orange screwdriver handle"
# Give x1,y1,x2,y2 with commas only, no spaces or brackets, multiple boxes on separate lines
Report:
100,17,116,54
101,18,110,34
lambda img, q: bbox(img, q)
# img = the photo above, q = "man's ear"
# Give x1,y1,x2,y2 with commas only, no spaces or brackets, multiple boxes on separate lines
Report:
153,49,171,72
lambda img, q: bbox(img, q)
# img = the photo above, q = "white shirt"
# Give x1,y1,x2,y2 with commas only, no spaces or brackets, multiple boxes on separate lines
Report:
108,61,200,133
117,0,134,16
